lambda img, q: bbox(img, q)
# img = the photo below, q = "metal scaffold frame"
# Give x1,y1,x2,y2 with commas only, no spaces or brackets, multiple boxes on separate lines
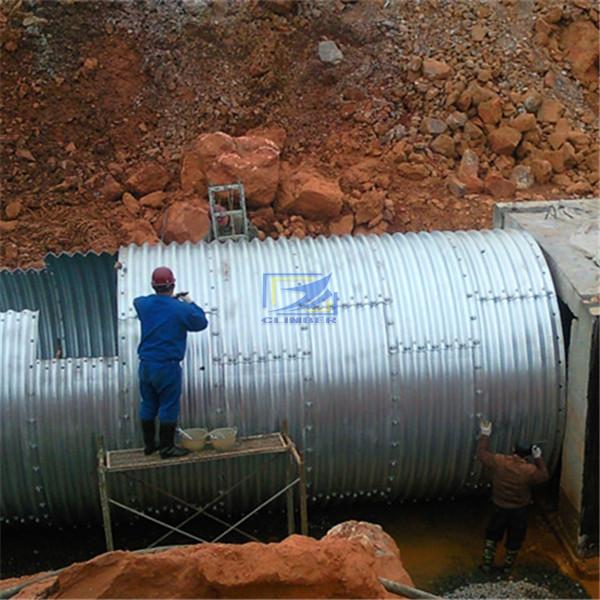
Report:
96,426,308,552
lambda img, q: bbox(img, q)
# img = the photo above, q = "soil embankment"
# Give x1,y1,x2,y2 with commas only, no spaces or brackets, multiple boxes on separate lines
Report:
0,0,598,268
0,521,413,599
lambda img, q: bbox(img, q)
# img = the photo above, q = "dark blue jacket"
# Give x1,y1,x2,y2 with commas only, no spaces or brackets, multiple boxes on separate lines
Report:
133,295,208,363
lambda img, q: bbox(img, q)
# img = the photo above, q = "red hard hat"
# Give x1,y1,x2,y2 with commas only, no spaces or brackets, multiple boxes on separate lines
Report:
151,266,175,289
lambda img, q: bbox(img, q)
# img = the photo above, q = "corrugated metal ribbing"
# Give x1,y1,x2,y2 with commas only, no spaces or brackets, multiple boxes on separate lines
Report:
30,356,121,522
0,310,49,523
1,230,565,522
0,253,117,358
0,271,61,358
117,230,565,507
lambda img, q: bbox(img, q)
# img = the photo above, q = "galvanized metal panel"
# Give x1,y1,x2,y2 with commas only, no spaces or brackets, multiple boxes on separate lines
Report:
0,310,47,523
0,230,565,522
117,230,565,505
0,253,117,358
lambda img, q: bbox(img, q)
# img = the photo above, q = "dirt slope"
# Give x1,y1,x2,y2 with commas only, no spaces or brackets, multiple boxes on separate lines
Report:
0,0,598,268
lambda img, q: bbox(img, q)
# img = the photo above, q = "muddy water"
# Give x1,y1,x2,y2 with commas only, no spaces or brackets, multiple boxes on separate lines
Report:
2,497,597,598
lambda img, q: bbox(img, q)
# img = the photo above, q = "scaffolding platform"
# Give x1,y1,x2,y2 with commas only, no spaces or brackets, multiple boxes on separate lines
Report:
97,428,308,552
106,433,289,472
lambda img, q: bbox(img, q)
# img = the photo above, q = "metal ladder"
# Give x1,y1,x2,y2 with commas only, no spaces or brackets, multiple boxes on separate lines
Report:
208,183,250,241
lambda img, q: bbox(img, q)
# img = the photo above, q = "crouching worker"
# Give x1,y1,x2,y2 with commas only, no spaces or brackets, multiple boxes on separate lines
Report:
134,267,208,459
477,419,549,574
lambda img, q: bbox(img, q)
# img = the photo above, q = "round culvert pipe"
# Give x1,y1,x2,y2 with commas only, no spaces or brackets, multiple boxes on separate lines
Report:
0,231,565,523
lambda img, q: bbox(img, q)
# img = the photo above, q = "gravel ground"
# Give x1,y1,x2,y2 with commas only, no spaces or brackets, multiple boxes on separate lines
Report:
446,580,556,599
434,564,589,599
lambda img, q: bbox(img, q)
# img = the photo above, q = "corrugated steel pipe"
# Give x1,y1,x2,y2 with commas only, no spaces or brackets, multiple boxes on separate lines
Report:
0,231,566,523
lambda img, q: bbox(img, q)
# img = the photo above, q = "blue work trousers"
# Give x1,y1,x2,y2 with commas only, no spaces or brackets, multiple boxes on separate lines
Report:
138,361,182,423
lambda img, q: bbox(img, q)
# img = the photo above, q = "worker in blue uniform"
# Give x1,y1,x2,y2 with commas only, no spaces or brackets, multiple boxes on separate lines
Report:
134,266,208,459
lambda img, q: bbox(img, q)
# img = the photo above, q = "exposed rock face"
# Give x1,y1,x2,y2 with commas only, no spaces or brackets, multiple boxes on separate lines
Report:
160,198,210,244
9,523,413,599
1,0,598,268
325,521,413,587
561,20,599,84
278,168,343,220
125,162,170,196
180,132,235,194
181,132,281,208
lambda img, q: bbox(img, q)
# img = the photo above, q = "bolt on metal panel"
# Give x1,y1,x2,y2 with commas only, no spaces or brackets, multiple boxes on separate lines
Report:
0,230,565,522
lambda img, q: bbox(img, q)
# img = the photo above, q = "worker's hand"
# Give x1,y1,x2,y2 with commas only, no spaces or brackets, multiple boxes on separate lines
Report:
176,292,193,304
479,418,492,437
531,445,542,459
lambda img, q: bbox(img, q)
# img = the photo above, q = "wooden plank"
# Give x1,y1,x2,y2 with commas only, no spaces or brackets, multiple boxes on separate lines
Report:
106,433,288,473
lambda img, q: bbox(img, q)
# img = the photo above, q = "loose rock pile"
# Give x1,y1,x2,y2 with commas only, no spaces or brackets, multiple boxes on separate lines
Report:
1,521,414,599
0,0,597,267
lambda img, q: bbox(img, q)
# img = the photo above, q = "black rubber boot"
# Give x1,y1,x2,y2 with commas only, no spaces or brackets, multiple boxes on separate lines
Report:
141,420,157,455
480,539,496,574
502,549,519,575
159,422,190,459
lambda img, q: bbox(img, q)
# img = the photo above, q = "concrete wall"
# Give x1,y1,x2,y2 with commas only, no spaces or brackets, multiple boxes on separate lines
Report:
560,306,598,555
494,201,599,557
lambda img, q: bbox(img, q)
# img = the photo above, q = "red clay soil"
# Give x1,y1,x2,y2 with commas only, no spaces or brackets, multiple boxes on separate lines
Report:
0,0,598,268
1,521,413,599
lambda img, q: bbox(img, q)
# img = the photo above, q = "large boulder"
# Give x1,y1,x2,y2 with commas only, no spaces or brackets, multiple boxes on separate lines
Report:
126,162,170,197
160,198,210,244
180,132,281,208
180,132,236,195
278,168,343,220
561,19,599,84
